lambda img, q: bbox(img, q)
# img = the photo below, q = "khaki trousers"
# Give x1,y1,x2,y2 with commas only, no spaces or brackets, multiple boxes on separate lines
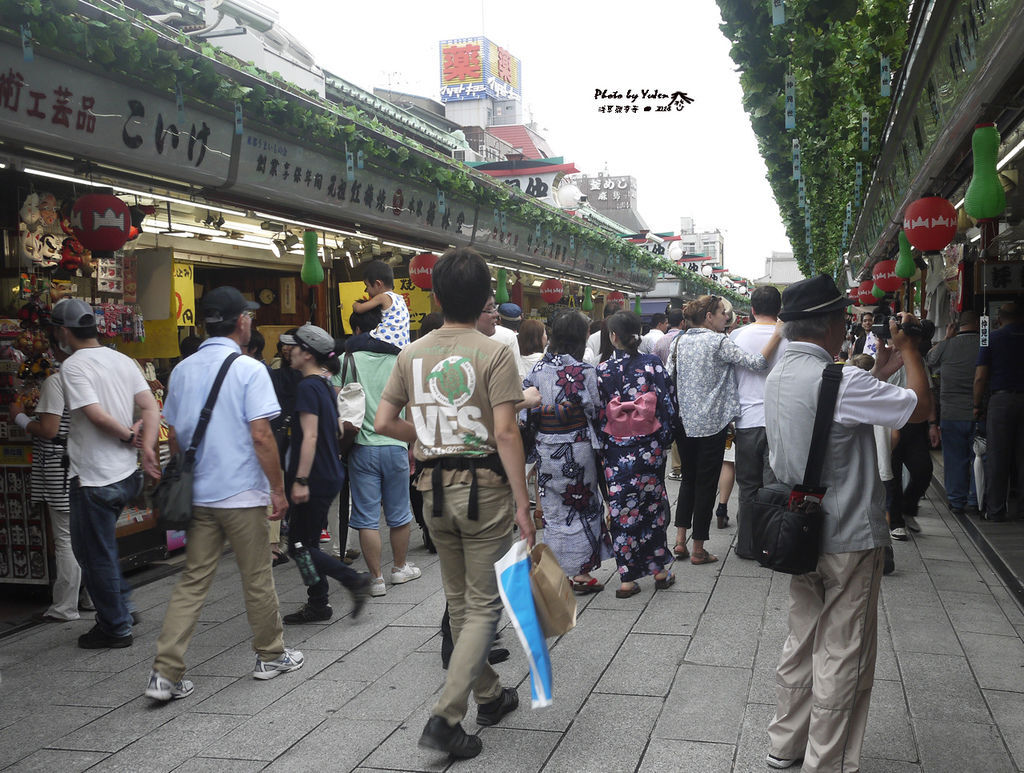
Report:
153,505,285,682
671,437,681,474
424,481,513,725
767,547,884,773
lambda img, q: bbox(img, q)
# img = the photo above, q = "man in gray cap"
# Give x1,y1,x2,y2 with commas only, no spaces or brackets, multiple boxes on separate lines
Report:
54,298,161,649
146,287,302,702
763,275,931,771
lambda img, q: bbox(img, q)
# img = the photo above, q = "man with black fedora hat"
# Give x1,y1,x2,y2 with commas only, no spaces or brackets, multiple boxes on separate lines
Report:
762,275,931,771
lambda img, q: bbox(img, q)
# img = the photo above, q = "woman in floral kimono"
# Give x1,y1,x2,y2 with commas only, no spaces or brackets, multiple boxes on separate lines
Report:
597,311,677,597
523,311,611,594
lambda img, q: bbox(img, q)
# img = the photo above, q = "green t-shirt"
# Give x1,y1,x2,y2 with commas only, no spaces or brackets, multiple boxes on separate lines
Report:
333,351,405,447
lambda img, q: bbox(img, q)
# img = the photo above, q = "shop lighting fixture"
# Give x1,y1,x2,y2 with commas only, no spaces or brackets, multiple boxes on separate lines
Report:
348,253,356,268
270,239,285,258
208,236,274,252
997,135,1024,171
23,167,247,217
251,211,374,240
381,239,429,252
168,222,226,237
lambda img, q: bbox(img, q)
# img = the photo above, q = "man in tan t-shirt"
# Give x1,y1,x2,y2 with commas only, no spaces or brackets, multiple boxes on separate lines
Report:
377,247,534,760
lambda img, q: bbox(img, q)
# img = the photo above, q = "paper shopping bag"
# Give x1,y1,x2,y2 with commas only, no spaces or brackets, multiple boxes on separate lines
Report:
530,543,577,638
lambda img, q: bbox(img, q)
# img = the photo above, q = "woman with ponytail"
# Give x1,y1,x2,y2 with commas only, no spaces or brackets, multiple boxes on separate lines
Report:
596,311,677,597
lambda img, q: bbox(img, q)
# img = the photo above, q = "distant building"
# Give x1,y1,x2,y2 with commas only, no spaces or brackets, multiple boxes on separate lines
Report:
755,251,803,286
678,217,726,268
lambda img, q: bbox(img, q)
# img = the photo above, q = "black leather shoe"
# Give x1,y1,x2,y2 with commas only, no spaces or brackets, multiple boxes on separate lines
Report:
282,603,332,624
476,686,519,726
349,573,371,618
418,716,482,758
78,625,132,649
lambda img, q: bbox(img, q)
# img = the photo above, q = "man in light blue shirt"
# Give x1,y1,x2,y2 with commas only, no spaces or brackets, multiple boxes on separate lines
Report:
146,287,304,703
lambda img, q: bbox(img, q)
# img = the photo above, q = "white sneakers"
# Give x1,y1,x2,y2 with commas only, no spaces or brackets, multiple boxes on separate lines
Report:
369,577,387,597
391,563,422,585
890,527,909,541
766,753,800,769
252,647,305,680
145,670,195,702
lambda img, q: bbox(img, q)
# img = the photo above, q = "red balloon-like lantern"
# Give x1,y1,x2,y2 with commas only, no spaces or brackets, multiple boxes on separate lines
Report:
540,278,564,304
903,196,957,252
70,194,130,255
408,252,438,290
872,259,903,293
858,280,876,306
606,291,626,305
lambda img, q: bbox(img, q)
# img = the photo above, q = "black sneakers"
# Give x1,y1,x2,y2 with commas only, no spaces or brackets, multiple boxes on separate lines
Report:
350,573,372,619
476,686,519,726
282,603,332,625
418,716,482,758
78,625,132,649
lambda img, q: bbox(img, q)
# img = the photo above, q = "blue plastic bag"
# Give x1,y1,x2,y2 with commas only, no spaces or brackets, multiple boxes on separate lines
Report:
494,539,553,708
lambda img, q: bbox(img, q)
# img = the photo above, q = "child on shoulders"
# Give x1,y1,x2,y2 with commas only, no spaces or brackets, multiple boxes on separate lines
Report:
344,260,410,355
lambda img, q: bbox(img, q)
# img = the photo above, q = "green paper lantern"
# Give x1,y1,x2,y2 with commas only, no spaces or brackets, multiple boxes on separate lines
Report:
300,230,324,285
633,295,641,314
495,268,509,304
964,123,1006,220
582,285,593,312
895,231,915,279
871,282,885,300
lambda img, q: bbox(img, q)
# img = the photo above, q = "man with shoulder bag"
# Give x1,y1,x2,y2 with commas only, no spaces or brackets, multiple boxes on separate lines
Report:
146,287,304,702
762,275,931,772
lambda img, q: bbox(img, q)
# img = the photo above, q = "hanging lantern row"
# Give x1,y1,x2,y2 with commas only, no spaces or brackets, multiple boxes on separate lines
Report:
872,259,902,293
408,252,437,290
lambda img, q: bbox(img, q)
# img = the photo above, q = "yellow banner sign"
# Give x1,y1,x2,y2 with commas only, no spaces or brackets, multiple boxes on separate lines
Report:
173,263,195,326
338,279,432,335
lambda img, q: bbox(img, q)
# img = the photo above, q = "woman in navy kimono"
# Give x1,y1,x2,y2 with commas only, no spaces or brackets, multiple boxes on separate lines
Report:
596,311,678,597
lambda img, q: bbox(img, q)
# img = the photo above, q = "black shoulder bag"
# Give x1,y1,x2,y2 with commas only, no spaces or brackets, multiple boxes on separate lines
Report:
753,362,843,575
153,353,240,529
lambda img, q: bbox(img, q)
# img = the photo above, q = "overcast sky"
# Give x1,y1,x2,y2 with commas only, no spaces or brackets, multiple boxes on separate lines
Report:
263,0,793,280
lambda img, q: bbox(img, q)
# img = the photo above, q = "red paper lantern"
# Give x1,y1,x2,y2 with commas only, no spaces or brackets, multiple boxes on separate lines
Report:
872,259,903,293
540,278,564,304
70,194,130,255
408,252,438,290
903,196,957,252
858,280,876,306
606,291,626,305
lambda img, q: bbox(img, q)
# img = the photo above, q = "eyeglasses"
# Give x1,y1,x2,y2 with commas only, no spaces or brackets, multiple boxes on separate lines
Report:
482,305,498,315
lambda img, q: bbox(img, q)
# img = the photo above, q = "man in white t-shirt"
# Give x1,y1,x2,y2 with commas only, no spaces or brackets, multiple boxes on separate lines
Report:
479,295,524,377
55,299,161,650
729,286,786,558
638,313,668,355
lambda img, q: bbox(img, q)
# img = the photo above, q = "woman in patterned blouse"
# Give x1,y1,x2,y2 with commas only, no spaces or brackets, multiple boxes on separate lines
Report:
668,295,782,565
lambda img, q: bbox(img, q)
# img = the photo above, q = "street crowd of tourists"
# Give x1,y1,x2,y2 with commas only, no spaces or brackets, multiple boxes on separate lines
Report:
17,246,1023,771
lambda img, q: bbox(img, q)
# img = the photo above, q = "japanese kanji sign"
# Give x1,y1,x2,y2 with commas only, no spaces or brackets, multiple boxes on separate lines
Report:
0,42,231,186
439,37,521,103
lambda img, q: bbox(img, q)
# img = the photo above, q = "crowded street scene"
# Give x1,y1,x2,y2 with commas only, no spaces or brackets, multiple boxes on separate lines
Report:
0,1,1022,772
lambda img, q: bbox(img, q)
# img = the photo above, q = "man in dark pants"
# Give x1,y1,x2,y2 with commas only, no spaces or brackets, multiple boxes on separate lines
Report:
975,302,1024,522
729,286,786,558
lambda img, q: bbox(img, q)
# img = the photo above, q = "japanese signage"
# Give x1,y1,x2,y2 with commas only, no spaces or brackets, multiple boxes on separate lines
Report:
229,130,476,248
980,261,1024,293
439,37,521,103
173,262,195,325
577,175,637,212
0,43,232,187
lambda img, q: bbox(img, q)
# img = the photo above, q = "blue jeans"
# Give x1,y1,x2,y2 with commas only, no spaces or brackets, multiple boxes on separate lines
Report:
940,419,978,509
70,471,143,637
349,444,413,530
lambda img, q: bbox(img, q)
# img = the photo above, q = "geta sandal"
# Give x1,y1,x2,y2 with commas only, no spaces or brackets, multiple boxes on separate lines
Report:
615,583,642,599
570,577,604,595
654,572,676,590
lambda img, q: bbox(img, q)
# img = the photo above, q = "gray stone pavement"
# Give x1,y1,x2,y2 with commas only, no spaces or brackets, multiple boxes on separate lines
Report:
1,480,1023,772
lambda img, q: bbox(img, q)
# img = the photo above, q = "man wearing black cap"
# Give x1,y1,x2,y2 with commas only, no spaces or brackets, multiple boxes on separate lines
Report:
55,298,161,649
147,287,303,702
763,275,931,771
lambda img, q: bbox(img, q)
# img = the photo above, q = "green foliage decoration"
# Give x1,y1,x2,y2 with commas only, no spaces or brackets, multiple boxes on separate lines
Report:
716,0,908,279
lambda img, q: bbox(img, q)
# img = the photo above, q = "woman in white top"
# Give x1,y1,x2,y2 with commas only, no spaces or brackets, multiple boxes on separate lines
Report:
518,319,547,381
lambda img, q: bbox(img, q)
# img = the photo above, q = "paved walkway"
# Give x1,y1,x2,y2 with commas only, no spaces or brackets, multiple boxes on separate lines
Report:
1,481,1023,772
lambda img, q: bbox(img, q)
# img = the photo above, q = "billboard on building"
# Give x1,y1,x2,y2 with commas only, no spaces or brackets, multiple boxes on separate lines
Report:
439,37,521,103
579,175,637,212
